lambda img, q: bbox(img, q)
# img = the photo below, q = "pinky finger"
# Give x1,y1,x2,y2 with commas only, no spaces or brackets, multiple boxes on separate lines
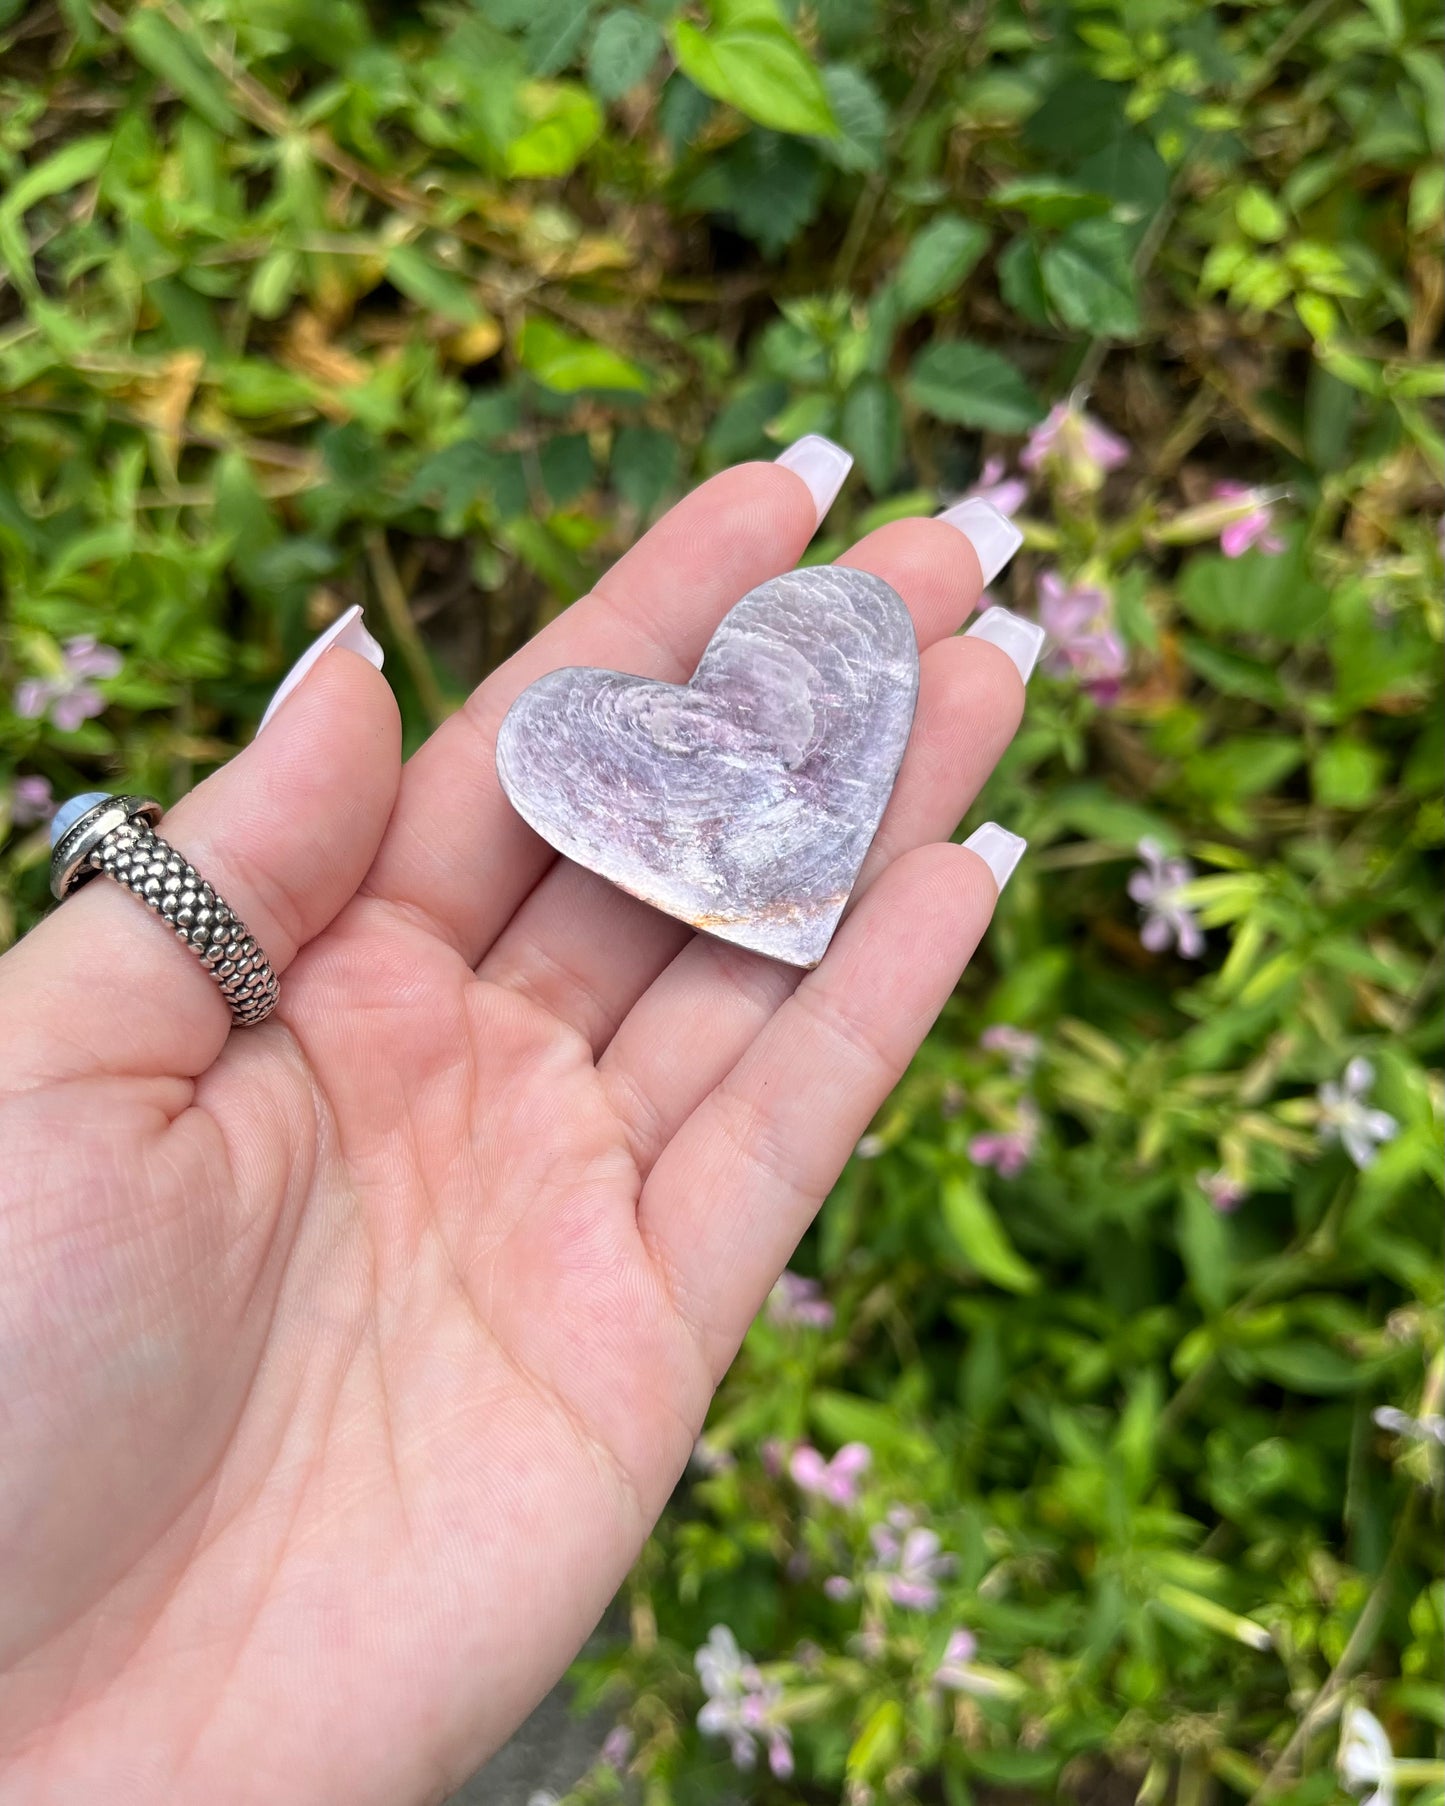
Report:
638,830,1022,1380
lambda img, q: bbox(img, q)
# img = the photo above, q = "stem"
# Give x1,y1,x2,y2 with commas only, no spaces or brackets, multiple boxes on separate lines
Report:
363,528,450,728
1246,1489,1422,1805
832,59,940,290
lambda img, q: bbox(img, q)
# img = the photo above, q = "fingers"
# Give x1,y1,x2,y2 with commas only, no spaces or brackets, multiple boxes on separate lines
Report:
597,631,1026,1161
361,458,824,965
639,840,1001,1379
474,501,1021,1050
0,648,401,1087
477,875,691,1056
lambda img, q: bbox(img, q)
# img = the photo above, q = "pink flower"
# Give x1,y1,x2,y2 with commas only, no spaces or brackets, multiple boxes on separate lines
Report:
969,1097,1040,1178
695,1626,793,1777
791,1441,871,1507
1021,396,1130,491
980,1024,1040,1077
1128,838,1204,959
1197,1169,1247,1213
767,1271,835,1330
933,1628,980,1690
1212,482,1285,557
600,1725,634,1770
10,775,55,826
966,455,1029,516
14,636,123,732
869,1521,953,1612
1037,570,1128,703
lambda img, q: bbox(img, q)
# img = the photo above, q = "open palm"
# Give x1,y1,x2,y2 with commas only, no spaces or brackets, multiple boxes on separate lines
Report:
0,461,1023,1805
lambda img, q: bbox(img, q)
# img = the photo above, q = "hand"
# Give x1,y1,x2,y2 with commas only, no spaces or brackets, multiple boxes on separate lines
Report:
0,458,1027,1805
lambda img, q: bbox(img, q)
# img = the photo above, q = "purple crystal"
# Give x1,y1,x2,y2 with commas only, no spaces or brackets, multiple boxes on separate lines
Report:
496,565,919,966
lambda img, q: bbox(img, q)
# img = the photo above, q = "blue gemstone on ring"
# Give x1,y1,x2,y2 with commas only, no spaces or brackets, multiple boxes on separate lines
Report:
49,791,113,849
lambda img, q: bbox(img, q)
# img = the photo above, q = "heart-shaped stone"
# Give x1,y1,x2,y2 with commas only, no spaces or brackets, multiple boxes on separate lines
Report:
495,565,919,966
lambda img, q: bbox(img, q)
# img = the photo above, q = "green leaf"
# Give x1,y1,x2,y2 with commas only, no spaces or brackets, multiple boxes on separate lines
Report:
705,377,789,463
1039,782,1174,849
841,376,902,491
124,10,241,133
894,213,990,316
539,431,594,503
906,340,1042,432
612,423,678,515
658,70,714,149
809,1391,933,1465
1312,738,1386,810
1188,736,1303,801
847,1701,904,1782
406,441,527,530
941,1174,1040,1295
998,235,1051,327
1074,130,1169,217
1178,637,1288,707
518,317,649,393
1025,73,1129,159
586,9,663,101
992,175,1111,228
1244,1340,1365,1395
1179,1190,1232,1315
1177,538,1330,638
1040,218,1141,338
685,131,824,256
968,1749,1062,1786
1236,184,1289,243
0,135,111,296
668,2,837,138
386,245,485,326
248,249,301,320
1,134,112,221
523,0,594,75
506,81,603,177
815,0,877,51
816,64,886,170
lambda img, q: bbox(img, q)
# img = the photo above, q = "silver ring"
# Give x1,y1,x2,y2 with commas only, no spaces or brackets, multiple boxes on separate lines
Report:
49,794,280,1027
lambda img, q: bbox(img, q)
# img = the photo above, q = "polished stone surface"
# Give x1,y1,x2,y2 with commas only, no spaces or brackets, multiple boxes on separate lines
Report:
496,565,919,966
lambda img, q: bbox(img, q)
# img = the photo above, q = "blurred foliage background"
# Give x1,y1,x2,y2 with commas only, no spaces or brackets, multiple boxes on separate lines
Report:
1,0,1442,1801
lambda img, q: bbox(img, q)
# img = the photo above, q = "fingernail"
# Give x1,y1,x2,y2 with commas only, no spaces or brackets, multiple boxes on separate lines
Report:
935,498,1024,585
258,604,384,733
775,434,853,526
965,605,1046,683
962,822,1027,893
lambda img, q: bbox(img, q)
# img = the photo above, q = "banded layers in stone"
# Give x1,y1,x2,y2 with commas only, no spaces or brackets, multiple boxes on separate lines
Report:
496,565,919,967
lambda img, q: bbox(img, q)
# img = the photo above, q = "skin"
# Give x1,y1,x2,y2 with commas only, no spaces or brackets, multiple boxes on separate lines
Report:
0,463,1022,1805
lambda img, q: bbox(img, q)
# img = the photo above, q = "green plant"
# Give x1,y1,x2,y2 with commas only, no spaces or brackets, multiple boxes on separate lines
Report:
1,0,1441,1799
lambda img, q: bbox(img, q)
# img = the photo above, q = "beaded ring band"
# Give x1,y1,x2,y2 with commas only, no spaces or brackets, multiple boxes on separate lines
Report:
48,793,279,1028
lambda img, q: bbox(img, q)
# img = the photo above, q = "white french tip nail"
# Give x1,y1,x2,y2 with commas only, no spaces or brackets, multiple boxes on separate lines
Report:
965,605,1046,683
962,822,1027,893
935,497,1025,585
258,604,384,733
774,434,853,526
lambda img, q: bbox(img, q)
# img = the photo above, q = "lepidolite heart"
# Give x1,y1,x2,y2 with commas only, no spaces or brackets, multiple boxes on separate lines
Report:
495,565,919,967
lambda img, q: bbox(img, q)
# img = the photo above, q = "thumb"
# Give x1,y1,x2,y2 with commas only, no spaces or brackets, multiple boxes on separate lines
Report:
1,610,401,1087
